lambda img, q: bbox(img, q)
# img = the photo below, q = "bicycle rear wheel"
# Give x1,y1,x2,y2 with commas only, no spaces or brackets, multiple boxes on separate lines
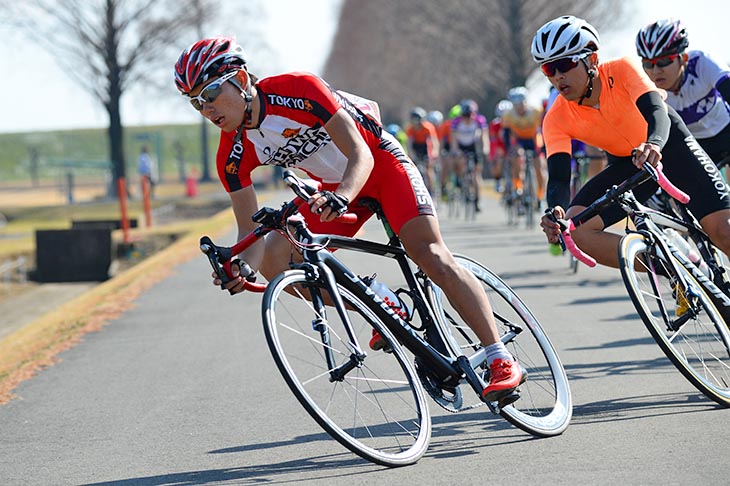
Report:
262,269,431,466
619,233,730,407
430,255,572,436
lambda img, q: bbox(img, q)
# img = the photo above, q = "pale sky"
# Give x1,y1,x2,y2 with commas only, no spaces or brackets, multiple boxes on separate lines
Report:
0,0,727,134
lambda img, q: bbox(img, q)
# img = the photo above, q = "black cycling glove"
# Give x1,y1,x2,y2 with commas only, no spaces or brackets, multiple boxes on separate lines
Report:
317,191,350,216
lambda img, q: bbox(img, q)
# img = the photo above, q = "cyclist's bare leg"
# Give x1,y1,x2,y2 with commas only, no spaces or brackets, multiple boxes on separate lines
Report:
453,152,466,179
399,215,501,345
511,150,525,191
587,158,606,179
259,231,302,281
585,146,607,179
699,209,730,256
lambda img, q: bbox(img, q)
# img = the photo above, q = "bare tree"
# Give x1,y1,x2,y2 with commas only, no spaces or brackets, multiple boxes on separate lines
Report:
324,0,627,123
6,0,217,193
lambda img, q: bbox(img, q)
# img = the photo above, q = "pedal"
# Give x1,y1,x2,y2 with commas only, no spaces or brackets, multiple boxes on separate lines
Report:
497,389,521,408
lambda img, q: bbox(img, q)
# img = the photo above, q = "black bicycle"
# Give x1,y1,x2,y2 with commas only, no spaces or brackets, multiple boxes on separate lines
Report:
445,150,479,220
202,170,572,467
550,162,730,406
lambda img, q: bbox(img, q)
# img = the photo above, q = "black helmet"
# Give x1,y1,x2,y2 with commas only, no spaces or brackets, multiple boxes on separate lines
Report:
459,99,477,116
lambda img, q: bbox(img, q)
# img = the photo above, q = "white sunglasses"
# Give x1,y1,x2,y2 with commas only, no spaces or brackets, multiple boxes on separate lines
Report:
188,71,239,110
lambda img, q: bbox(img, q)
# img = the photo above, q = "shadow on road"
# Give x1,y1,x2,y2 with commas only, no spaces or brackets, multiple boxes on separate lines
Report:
572,391,721,425
81,412,533,485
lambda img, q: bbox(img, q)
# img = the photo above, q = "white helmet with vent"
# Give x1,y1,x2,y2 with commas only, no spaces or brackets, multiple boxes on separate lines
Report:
531,15,600,65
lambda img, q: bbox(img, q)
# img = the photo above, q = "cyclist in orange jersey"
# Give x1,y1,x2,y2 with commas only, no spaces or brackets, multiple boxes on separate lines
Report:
533,16,730,267
502,86,546,206
406,107,440,194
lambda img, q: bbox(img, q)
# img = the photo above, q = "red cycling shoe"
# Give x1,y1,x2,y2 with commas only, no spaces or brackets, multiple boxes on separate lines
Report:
369,329,391,352
481,358,525,402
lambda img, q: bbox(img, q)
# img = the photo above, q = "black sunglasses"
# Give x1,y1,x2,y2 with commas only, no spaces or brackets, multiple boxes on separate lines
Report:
541,56,585,77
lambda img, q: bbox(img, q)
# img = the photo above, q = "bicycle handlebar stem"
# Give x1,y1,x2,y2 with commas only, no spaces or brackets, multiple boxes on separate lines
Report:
199,170,359,294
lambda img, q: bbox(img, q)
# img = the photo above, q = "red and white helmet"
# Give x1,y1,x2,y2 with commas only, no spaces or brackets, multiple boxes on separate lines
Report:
636,19,688,59
174,36,247,94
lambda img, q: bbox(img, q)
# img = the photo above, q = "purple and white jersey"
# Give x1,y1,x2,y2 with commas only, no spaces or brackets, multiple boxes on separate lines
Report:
666,50,730,139
450,114,488,146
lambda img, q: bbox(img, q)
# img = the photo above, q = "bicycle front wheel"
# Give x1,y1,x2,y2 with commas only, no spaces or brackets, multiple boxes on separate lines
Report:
262,270,431,467
619,233,730,407
433,255,572,436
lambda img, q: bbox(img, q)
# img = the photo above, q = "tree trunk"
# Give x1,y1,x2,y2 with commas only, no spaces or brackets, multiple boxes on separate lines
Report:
107,101,126,197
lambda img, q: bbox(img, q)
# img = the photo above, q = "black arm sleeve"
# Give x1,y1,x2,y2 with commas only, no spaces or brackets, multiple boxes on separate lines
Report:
636,91,670,150
546,152,572,209
716,76,730,104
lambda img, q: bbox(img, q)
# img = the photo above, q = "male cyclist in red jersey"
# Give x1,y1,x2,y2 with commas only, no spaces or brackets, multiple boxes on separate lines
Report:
532,16,730,268
406,107,440,195
174,36,524,400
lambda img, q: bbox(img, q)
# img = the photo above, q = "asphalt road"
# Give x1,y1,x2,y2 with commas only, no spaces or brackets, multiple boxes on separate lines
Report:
1,190,728,485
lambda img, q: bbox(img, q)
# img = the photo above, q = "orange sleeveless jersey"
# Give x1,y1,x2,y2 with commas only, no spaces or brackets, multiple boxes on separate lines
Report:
542,57,663,158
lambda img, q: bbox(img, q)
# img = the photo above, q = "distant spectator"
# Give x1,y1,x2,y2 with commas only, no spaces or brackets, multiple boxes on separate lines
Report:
138,145,157,198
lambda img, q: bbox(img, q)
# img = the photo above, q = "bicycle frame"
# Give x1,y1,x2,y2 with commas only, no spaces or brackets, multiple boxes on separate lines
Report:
201,172,505,404
290,221,485,393
552,163,730,318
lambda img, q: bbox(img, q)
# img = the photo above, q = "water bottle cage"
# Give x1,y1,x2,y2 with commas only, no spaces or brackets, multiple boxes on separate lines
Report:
382,296,408,319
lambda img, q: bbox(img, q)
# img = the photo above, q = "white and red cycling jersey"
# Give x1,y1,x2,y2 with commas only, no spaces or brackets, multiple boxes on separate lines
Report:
216,72,434,236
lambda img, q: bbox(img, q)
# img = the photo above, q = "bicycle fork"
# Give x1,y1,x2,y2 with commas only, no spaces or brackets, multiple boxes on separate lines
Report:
300,263,368,382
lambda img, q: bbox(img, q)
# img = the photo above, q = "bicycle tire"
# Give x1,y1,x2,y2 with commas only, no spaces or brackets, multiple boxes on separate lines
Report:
262,269,432,466
430,255,572,436
619,233,730,407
